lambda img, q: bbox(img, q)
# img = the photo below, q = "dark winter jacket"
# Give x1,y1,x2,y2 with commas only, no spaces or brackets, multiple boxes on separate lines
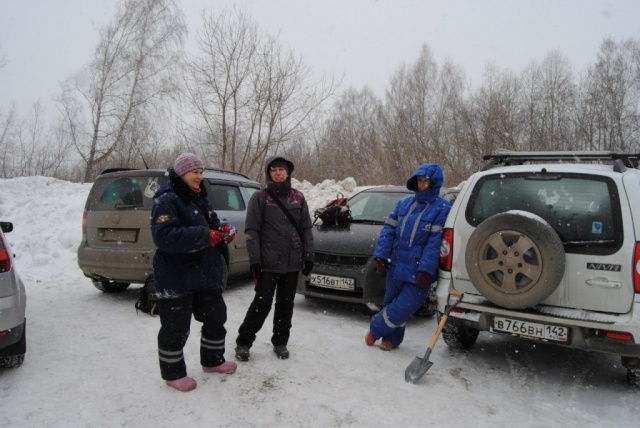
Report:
151,168,225,297
245,156,314,273
373,164,451,284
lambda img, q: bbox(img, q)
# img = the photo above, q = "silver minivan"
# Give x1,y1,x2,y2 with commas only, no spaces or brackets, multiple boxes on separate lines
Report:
77,168,260,293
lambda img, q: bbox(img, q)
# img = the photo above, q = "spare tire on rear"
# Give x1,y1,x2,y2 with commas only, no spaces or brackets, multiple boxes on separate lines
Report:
465,212,565,309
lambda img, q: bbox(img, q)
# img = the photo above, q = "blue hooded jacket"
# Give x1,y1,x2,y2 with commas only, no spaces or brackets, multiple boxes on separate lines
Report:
373,164,451,284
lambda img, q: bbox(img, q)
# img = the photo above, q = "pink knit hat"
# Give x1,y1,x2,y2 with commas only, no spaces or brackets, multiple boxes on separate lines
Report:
174,153,204,176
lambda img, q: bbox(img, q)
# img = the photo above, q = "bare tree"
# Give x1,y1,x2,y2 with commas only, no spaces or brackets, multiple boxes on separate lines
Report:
577,38,640,152
0,47,6,70
308,87,384,184
182,7,338,179
465,64,521,157
0,102,17,178
428,59,470,185
58,0,187,182
0,101,75,179
380,45,470,185
380,45,439,184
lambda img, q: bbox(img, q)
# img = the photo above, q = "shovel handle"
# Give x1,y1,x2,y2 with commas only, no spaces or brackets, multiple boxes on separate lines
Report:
449,289,463,298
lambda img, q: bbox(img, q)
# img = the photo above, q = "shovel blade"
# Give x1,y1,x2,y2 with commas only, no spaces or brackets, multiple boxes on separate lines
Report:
405,356,434,384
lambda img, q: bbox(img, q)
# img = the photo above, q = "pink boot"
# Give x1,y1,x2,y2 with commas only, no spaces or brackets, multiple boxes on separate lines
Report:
203,360,237,374
165,376,197,392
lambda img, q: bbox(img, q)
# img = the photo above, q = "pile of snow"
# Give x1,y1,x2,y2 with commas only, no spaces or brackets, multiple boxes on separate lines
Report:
292,176,360,214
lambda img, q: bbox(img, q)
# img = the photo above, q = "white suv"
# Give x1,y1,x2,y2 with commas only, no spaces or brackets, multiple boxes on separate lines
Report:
437,151,640,386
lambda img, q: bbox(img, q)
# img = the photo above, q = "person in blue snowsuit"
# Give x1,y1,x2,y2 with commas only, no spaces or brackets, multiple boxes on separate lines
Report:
365,163,451,351
151,153,238,392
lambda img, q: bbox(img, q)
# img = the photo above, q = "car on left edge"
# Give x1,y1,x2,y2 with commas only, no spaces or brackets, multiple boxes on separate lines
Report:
0,221,27,368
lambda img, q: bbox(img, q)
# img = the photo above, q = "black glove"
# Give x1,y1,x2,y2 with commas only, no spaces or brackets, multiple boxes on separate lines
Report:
301,261,314,276
375,258,387,277
250,263,262,282
416,271,431,288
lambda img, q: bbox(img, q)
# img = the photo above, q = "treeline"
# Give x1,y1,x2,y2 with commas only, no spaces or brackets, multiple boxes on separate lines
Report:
1,0,639,187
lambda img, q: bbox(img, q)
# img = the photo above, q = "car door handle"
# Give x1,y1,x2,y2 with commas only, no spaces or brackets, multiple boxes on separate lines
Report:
586,277,622,289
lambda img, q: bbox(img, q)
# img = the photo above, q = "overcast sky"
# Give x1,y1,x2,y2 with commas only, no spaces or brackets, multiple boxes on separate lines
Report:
1,0,640,116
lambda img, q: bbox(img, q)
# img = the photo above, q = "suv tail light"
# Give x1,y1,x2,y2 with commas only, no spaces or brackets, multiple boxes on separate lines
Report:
0,238,10,273
439,228,453,272
81,211,88,236
634,242,640,293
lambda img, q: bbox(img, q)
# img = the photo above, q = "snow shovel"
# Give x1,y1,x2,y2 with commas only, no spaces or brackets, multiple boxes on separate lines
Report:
405,289,464,384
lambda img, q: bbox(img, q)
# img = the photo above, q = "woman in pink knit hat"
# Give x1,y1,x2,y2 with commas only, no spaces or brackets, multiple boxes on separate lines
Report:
150,153,237,392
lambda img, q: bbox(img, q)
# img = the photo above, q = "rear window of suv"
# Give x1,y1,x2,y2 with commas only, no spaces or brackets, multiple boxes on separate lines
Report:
465,173,623,255
89,175,165,210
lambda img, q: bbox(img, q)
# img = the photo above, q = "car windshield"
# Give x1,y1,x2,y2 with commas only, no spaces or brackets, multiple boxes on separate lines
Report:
348,190,409,223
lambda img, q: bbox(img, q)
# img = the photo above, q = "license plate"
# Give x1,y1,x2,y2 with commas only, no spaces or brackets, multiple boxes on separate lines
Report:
101,228,138,243
310,273,355,291
491,316,569,343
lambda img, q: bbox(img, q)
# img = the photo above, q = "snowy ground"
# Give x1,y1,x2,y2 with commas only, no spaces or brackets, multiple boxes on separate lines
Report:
0,176,638,428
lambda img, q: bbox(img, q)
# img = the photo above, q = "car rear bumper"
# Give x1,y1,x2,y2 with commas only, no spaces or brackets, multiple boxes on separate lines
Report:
0,292,26,332
77,245,154,284
436,279,640,358
0,318,25,351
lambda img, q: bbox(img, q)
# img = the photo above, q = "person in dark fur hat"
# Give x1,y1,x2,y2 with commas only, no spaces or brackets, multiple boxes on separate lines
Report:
234,155,314,361
150,153,237,392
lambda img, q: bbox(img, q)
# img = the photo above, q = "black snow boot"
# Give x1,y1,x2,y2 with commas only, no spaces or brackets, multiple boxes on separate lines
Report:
235,346,250,361
273,345,289,360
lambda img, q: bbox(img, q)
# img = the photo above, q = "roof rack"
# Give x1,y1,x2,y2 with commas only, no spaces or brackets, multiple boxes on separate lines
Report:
99,167,139,175
204,167,252,180
481,150,640,172
99,166,253,180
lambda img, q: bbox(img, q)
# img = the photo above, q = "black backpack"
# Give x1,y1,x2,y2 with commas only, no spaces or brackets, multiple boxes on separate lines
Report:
313,193,351,225
135,277,159,316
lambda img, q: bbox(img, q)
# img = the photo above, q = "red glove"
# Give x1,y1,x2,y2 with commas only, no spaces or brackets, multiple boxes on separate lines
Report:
375,259,387,277
220,224,237,244
416,271,431,288
209,229,224,246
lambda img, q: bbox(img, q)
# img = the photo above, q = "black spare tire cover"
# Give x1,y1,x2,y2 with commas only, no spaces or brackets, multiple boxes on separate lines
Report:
465,212,565,309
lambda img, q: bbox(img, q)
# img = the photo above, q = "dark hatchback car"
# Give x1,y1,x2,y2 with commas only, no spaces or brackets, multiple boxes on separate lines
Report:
297,186,459,312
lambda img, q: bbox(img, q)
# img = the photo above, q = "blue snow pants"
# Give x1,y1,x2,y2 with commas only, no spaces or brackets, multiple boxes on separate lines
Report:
369,274,429,348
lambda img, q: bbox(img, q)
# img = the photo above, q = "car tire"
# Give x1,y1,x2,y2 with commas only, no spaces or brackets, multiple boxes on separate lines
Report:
0,354,25,368
441,316,479,349
92,280,131,293
465,212,565,309
627,369,640,387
